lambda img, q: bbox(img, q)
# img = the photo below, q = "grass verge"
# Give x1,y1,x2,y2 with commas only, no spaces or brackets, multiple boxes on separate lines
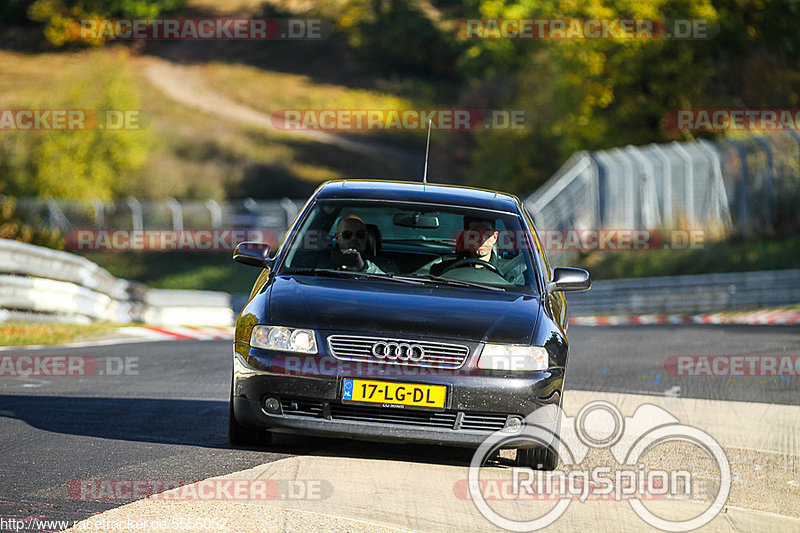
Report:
571,234,800,280
0,322,120,346
0,47,413,202
80,251,261,293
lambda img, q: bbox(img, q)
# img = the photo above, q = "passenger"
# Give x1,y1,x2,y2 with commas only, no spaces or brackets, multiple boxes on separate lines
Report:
321,214,386,274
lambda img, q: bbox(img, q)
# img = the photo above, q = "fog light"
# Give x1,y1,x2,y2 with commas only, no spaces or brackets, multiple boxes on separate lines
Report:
504,416,523,432
264,397,281,414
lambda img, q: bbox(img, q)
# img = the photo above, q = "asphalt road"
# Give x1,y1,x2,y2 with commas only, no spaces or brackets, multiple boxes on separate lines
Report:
1,325,798,531
567,324,800,404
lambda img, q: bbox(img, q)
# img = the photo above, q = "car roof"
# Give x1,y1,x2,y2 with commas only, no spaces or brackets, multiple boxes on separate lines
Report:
312,180,523,214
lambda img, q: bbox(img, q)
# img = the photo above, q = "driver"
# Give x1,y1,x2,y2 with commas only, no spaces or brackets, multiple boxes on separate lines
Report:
319,214,386,274
430,215,502,276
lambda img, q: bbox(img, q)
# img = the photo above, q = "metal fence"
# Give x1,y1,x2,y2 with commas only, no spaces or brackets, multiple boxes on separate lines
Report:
12,197,305,238
16,132,800,247
526,132,800,246
566,269,800,316
6,147,800,321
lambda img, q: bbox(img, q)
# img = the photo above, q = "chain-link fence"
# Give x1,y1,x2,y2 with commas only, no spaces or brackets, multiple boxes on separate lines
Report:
526,132,800,244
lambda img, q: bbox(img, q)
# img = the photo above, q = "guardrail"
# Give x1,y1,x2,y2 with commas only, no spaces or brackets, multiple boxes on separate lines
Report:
0,239,233,326
4,239,797,325
230,269,800,319
567,269,800,316
143,289,233,326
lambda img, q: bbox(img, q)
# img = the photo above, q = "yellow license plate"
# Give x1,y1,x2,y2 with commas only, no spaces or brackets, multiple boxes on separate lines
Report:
342,378,447,409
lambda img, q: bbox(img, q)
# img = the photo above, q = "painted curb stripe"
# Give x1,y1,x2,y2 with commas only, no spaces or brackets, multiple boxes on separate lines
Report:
569,310,800,326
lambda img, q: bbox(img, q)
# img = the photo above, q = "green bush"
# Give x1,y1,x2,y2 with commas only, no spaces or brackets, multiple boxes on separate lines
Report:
28,0,187,46
336,0,462,77
0,193,63,249
2,50,154,200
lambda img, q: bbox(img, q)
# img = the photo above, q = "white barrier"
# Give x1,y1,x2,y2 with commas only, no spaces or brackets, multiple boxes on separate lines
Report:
0,239,129,299
0,275,134,323
143,289,233,326
566,269,800,315
0,239,233,326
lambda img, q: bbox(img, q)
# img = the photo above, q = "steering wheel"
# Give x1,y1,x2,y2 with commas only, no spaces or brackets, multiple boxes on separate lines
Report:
441,258,502,276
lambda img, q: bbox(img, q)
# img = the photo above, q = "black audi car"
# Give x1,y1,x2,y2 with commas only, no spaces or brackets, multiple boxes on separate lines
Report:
229,180,590,469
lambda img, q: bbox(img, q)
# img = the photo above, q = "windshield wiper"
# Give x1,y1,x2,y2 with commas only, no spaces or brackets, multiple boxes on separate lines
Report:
394,274,505,292
384,238,454,245
283,269,504,290
282,269,426,285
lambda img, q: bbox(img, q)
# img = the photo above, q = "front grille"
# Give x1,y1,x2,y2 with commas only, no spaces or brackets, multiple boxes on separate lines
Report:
460,412,509,431
327,335,470,369
276,397,513,432
280,398,323,417
330,403,458,428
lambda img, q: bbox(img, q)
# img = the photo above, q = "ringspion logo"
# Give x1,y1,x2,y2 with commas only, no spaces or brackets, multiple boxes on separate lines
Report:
467,401,730,531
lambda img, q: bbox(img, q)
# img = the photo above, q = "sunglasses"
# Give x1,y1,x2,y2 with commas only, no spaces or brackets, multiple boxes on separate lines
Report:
337,230,366,239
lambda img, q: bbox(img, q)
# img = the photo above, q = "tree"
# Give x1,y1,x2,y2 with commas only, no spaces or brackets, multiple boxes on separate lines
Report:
3,49,153,200
28,0,187,46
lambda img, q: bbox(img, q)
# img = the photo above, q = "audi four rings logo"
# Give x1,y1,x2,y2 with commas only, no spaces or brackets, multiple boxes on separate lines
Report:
371,341,425,362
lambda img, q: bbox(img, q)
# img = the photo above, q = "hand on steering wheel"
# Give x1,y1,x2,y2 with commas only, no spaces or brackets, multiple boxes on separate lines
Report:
441,258,502,275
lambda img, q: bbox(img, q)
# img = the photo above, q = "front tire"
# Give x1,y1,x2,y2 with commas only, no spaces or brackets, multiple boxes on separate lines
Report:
228,382,271,447
516,446,558,470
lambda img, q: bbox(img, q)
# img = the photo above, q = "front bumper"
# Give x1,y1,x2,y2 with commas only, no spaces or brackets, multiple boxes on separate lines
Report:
232,344,564,447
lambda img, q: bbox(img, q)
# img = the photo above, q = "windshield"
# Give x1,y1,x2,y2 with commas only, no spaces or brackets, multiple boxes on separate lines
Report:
280,200,539,292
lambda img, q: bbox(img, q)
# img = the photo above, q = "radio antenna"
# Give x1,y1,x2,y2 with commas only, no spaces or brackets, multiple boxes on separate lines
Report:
422,118,432,184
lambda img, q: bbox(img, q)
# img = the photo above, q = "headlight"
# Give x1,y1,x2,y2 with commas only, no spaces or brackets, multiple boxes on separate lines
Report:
478,344,549,371
250,325,318,354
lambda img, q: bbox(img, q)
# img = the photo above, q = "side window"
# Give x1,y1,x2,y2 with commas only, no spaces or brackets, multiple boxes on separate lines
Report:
523,206,552,280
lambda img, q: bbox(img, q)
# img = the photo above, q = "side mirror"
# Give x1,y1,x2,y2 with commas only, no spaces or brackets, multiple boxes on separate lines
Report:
233,241,273,268
547,267,591,292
